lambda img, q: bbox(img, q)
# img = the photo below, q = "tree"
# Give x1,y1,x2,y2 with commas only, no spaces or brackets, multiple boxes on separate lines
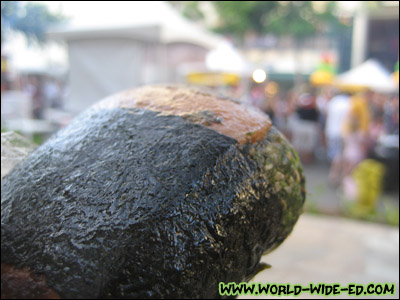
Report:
259,2,343,86
172,1,342,42
264,1,341,39
173,1,345,87
212,1,278,39
1,1,66,44
169,1,204,22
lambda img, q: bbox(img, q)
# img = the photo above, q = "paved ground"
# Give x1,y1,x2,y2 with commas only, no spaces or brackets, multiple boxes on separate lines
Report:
236,160,399,299
238,214,399,299
302,161,342,214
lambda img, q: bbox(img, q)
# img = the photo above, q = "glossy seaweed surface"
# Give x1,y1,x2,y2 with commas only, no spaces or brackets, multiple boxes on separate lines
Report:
1,107,305,299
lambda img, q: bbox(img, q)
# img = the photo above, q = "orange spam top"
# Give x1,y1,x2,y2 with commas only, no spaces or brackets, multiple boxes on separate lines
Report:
95,85,272,144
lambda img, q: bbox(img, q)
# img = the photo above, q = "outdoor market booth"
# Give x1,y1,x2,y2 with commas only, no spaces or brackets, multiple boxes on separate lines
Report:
333,59,397,94
335,59,399,194
48,1,223,115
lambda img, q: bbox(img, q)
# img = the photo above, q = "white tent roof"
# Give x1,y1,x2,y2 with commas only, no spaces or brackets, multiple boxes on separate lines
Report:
48,1,222,50
206,42,253,75
335,59,398,93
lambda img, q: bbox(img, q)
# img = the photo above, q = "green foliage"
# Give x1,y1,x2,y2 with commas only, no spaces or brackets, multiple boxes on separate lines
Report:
169,1,204,21
173,1,343,42
32,133,45,145
212,1,278,38
182,1,204,21
316,63,336,74
1,1,66,43
341,197,399,227
265,1,316,38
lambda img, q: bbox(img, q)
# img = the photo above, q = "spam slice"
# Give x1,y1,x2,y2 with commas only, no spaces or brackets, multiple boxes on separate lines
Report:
1,85,305,299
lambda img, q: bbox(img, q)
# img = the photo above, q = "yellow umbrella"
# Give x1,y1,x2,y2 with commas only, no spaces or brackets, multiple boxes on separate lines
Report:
310,70,335,86
310,56,336,86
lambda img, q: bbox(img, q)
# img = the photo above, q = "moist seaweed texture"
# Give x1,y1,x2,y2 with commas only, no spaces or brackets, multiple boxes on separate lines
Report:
1,106,305,299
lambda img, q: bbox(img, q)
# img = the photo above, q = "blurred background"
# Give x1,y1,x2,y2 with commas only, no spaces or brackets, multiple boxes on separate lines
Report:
1,1,399,296
2,0,398,225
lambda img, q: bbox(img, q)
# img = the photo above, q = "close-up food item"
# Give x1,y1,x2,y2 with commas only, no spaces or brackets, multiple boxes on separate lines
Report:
1,85,306,299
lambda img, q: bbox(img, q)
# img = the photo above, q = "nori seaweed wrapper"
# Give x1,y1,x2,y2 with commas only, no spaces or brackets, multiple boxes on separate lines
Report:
1,86,305,299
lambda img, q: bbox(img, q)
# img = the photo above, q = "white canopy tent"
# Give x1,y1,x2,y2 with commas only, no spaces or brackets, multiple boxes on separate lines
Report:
334,59,398,94
50,1,222,49
206,42,253,75
48,1,223,114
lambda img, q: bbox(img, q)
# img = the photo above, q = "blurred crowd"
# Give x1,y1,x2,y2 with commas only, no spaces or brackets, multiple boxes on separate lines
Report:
2,65,398,198
250,84,399,191
22,75,65,119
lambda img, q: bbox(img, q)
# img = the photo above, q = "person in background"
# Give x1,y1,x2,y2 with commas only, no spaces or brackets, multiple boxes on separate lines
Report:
367,92,387,154
23,76,37,100
341,114,367,177
340,91,371,177
32,76,45,119
346,91,371,135
260,93,276,125
43,78,62,109
289,88,319,163
248,84,265,110
24,76,45,119
316,87,334,159
325,91,351,185
384,94,399,135
273,92,291,136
